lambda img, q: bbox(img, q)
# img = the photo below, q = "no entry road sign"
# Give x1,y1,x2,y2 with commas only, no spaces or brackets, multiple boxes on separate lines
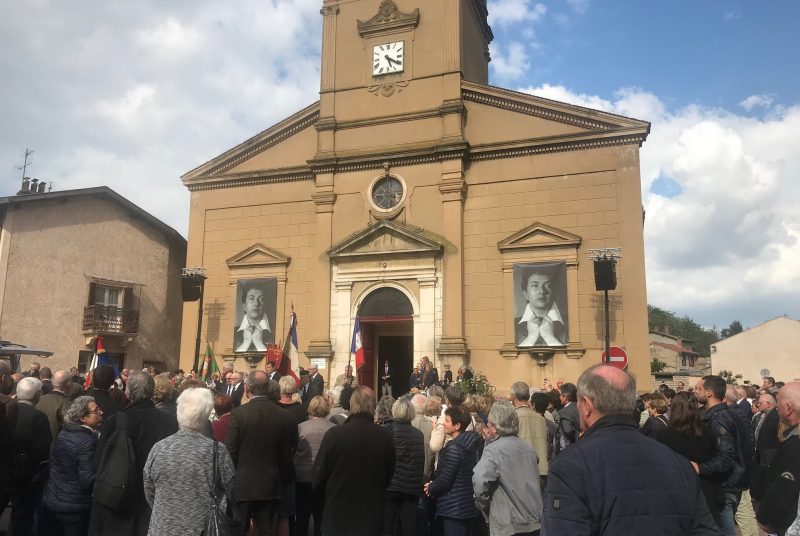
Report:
602,346,628,369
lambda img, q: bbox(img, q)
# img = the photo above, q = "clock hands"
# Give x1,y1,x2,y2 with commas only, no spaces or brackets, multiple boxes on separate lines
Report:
384,55,402,67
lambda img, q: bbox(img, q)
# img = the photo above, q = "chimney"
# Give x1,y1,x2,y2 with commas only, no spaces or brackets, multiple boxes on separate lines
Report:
663,325,671,335
37,181,46,193
17,177,31,196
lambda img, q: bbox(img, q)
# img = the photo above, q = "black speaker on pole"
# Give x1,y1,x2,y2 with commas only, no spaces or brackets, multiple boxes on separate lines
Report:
181,273,205,302
593,258,617,291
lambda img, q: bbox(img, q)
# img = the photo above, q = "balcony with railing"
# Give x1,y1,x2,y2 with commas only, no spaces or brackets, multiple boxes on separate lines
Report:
82,305,139,335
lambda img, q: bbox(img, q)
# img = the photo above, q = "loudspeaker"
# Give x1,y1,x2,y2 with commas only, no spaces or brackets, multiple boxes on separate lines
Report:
181,274,205,302
594,259,617,291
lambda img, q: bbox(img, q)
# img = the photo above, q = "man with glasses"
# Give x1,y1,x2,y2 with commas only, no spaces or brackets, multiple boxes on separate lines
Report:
751,393,780,515
225,372,245,407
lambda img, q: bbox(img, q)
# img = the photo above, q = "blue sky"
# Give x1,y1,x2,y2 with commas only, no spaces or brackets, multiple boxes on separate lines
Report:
0,0,798,330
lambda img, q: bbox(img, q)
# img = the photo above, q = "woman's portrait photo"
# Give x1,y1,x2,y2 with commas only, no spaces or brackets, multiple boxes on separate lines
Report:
513,262,568,347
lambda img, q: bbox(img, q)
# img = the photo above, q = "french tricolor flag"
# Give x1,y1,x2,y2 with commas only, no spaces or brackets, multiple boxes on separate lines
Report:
351,316,365,370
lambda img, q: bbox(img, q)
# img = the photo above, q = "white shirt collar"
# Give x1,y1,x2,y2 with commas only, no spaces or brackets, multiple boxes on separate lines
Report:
518,302,564,324
238,314,271,333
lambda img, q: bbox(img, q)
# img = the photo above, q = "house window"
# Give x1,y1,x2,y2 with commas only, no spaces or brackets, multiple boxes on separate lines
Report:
681,355,687,367
77,350,125,373
142,360,166,374
94,285,123,307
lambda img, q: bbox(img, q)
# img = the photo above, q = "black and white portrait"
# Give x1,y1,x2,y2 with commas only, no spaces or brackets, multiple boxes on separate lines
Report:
233,278,277,353
514,262,568,347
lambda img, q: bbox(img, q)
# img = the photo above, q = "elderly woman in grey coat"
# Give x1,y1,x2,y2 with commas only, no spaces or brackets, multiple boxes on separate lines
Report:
472,400,543,536
143,387,236,536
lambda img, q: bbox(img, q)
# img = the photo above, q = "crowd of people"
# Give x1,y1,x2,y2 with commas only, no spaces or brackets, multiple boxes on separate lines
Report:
2,356,799,536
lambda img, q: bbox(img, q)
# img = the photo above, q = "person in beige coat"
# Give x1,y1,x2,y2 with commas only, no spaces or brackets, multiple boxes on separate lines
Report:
511,381,549,488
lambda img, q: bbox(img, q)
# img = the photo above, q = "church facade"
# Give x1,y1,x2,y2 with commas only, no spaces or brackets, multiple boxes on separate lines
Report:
178,0,651,393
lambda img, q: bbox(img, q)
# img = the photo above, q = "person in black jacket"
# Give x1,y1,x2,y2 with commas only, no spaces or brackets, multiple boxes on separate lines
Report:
383,395,424,536
88,371,179,536
695,375,748,536
313,386,395,536
424,405,482,536
655,391,724,528
542,364,720,536
641,395,669,438
752,382,800,535
40,395,102,535
87,365,125,427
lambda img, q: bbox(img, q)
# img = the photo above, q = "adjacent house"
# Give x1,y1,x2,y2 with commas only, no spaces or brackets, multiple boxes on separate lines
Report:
0,181,187,373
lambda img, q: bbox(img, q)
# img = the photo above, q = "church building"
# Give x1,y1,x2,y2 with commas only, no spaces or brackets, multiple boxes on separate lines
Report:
178,0,651,393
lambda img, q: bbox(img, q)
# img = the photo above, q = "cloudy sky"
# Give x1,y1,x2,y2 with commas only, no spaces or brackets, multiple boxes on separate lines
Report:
1,0,798,329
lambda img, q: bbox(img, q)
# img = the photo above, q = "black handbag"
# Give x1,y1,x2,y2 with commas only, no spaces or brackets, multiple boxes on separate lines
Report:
202,441,240,536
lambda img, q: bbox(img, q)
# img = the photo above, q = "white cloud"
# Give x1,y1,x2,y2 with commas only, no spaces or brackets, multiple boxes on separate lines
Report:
488,0,547,26
519,84,800,325
566,0,590,15
95,85,157,123
137,17,202,52
490,42,531,82
739,94,774,111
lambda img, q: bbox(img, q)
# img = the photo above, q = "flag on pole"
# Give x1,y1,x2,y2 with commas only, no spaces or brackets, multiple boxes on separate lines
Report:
351,315,365,370
84,336,111,389
278,311,301,387
200,342,219,381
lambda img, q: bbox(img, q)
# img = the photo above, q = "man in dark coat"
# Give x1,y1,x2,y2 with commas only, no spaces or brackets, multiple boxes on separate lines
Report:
37,369,71,450
542,364,720,535
752,382,800,535
305,364,324,403
224,371,245,407
6,377,52,534
226,370,293,535
313,386,395,536
88,364,125,427
557,382,580,449
89,371,178,536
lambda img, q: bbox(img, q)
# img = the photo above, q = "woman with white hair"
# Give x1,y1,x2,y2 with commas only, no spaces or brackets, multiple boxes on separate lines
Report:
143,387,236,535
472,400,543,536
39,395,102,535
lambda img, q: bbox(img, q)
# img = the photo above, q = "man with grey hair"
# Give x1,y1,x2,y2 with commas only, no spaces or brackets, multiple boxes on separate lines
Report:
37,369,71,449
89,371,178,535
541,364,720,535
473,399,542,536
7,377,51,534
511,381,548,488
752,382,800,535
226,370,293,535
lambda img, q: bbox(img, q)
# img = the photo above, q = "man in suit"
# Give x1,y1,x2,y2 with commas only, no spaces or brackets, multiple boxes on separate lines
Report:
87,364,125,428
226,371,292,535
6,377,51,534
515,265,567,347
442,363,453,388
36,369,70,450
380,359,392,398
305,365,325,404
225,371,245,407
265,361,282,383
334,364,358,389
558,382,580,450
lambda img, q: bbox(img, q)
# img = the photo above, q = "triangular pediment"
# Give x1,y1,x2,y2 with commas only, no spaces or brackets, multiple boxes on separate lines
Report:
498,222,582,252
181,101,320,185
226,244,290,269
462,80,650,157
328,220,443,260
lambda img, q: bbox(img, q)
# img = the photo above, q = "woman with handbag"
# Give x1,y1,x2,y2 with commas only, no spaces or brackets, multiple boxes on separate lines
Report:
144,386,237,535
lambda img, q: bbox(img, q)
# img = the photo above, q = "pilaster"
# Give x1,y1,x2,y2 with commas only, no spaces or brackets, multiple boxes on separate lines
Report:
308,172,336,365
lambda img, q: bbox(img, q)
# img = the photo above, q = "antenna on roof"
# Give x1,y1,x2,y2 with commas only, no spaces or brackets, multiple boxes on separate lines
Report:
16,148,33,180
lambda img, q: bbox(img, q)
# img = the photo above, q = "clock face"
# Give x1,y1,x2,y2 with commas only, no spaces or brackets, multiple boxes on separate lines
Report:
371,176,404,210
373,41,404,76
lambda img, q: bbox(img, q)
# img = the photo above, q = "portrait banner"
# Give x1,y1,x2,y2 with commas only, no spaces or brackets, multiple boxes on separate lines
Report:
513,261,568,347
233,278,277,353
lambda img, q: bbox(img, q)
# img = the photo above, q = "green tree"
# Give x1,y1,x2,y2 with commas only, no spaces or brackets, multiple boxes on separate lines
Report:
720,320,744,339
650,358,668,373
718,369,743,385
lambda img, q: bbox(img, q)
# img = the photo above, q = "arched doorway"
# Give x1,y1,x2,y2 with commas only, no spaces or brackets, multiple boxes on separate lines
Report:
357,286,414,396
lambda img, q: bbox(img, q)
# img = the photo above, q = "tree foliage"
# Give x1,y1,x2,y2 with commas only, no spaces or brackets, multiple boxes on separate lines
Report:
647,305,721,357
721,320,744,339
650,358,668,373
718,369,743,385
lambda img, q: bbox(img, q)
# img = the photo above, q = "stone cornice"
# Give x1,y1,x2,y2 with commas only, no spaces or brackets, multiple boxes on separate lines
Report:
462,80,651,135
308,140,469,174
464,0,494,43
357,0,420,38
469,131,648,162
185,167,314,192
322,101,464,132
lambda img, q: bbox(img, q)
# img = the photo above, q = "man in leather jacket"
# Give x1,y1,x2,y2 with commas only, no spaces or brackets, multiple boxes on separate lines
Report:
695,375,751,536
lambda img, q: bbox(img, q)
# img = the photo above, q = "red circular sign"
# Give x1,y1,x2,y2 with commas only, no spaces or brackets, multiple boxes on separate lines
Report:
602,346,628,369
